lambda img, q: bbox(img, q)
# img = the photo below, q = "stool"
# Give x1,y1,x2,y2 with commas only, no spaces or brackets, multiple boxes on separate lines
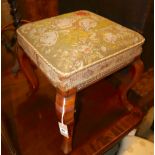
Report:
117,135,154,155
17,10,145,154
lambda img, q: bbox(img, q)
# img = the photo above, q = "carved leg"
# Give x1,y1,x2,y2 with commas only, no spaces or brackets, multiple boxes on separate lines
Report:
118,57,144,111
16,45,39,93
55,89,76,154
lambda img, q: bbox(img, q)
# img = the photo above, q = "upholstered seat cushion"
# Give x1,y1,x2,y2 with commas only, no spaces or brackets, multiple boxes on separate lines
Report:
17,10,145,91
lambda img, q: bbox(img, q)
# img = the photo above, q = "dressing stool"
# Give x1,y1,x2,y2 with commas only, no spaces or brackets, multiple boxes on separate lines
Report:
17,10,145,154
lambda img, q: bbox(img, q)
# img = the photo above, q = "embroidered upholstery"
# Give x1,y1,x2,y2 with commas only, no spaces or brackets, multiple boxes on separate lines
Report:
17,10,145,91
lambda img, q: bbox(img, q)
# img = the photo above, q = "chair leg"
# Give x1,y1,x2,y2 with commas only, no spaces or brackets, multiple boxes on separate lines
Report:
55,89,76,154
118,57,144,111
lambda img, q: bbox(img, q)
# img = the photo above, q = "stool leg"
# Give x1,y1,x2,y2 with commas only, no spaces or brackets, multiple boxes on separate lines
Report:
118,57,144,111
17,45,39,94
55,89,76,154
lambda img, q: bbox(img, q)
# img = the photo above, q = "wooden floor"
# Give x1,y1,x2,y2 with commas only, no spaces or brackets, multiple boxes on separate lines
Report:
1,66,152,155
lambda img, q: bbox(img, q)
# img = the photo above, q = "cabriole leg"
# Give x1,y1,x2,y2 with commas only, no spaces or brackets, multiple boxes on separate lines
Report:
118,57,144,111
55,89,76,154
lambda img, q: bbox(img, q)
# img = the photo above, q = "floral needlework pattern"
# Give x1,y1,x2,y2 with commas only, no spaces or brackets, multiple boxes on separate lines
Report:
17,10,145,91
40,31,58,46
18,10,144,74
